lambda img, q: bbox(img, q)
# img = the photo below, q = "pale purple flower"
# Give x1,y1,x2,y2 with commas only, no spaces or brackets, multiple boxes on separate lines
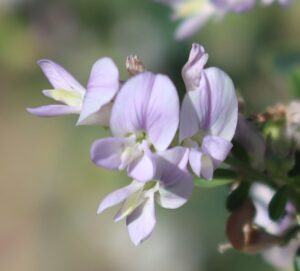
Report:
27,57,119,126
179,44,238,179
97,147,193,245
250,183,299,269
158,0,291,40
91,71,179,182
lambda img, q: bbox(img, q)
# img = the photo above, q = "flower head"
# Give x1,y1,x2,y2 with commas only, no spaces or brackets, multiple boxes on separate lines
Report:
97,147,193,245
91,71,180,182
180,44,238,179
27,58,120,126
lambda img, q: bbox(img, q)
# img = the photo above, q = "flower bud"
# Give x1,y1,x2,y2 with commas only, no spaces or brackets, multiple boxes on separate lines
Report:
126,55,145,76
182,43,208,91
226,200,282,253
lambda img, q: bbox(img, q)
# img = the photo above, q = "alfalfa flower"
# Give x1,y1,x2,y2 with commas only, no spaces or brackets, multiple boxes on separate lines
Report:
91,71,179,182
97,147,193,245
27,57,119,126
179,43,238,179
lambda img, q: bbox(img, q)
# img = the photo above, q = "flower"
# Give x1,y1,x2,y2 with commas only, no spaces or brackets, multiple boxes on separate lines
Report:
250,183,299,269
91,71,179,182
158,0,292,40
27,57,120,126
179,44,238,179
97,147,193,245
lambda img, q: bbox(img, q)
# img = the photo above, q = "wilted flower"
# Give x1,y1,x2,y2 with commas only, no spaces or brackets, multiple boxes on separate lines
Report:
179,44,238,179
27,58,119,126
91,71,179,182
97,147,193,245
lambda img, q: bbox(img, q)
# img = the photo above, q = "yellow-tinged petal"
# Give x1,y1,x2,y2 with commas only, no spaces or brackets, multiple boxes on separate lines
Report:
114,190,144,221
174,0,206,18
45,89,83,107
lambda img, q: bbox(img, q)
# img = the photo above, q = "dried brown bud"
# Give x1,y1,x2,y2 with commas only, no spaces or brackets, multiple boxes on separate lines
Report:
226,200,282,254
126,55,145,76
252,104,286,123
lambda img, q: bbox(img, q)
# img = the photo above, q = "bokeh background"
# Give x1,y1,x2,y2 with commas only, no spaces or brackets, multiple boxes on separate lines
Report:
1,0,300,270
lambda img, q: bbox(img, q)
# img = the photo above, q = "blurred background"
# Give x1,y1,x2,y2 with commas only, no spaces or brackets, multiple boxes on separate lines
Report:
1,0,300,270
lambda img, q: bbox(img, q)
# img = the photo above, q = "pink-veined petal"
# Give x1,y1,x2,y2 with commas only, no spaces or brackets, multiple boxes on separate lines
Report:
97,182,142,214
126,195,156,246
27,104,80,117
91,137,131,170
38,59,85,94
202,67,238,140
77,58,119,125
201,135,232,167
180,67,238,142
110,72,179,151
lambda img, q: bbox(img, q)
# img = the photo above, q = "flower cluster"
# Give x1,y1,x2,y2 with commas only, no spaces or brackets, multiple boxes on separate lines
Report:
28,43,238,245
158,0,293,40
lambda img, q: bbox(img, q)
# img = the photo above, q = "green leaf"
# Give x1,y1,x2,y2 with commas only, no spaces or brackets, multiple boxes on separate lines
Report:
294,247,300,271
194,169,236,188
194,178,234,188
226,183,250,212
268,185,289,221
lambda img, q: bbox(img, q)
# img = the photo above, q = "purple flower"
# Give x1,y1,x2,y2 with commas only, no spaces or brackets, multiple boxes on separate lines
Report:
97,147,193,245
91,71,179,182
180,44,238,179
250,184,299,269
27,58,120,126
158,0,291,40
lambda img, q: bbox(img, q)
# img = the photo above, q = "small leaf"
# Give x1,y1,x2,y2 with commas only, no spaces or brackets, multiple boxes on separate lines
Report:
226,183,250,212
268,186,289,221
294,247,300,271
194,178,234,188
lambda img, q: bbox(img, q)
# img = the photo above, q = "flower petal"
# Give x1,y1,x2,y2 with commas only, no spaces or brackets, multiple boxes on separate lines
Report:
179,67,238,142
127,153,156,182
97,182,142,214
202,67,238,140
174,7,216,40
42,89,82,107
77,102,112,126
27,104,80,117
201,135,232,166
91,137,131,170
154,147,193,209
110,72,179,151
188,147,203,177
179,90,202,142
182,43,208,91
38,59,85,95
77,58,119,125
201,155,214,180
155,147,190,178
126,195,156,246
